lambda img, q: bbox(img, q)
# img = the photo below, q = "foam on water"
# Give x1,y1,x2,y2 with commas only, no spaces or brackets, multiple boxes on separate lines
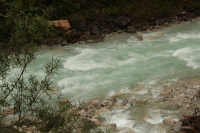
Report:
173,47,200,69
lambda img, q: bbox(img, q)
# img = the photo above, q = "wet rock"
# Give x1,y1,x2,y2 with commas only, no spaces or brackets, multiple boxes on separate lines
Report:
96,107,110,115
128,101,134,106
53,20,71,31
109,92,132,99
135,33,143,40
79,109,88,117
118,127,135,133
88,100,101,109
122,98,128,105
133,119,153,129
170,122,182,132
171,19,180,24
106,123,117,131
101,99,111,107
61,40,68,46
86,35,103,43
146,29,152,33
127,26,136,33
163,94,171,101
90,25,101,35
146,25,154,30
146,35,155,40
158,33,164,36
115,16,131,28
168,103,180,110
78,41,86,44
132,84,145,91
193,85,200,89
142,115,152,120
137,100,146,104
163,118,176,125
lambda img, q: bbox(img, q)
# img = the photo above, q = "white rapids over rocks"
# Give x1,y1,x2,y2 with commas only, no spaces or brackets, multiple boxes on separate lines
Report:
6,18,200,132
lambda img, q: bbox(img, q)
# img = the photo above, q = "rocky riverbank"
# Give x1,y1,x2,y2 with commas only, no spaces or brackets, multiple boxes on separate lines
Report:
46,5,200,46
79,76,200,133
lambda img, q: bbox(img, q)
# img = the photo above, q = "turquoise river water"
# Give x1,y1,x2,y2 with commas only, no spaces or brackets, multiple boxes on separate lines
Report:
9,18,200,132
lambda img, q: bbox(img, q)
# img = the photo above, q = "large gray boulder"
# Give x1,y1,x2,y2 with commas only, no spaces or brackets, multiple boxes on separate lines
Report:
127,26,136,33
115,16,131,28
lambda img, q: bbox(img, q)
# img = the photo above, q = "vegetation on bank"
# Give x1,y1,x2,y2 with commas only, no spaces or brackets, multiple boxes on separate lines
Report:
1,0,200,132
52,0,200,20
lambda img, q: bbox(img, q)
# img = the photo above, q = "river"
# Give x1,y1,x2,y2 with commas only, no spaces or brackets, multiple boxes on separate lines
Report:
12,18,200,132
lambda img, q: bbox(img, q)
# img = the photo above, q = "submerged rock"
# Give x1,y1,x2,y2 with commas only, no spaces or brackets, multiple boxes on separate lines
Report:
163,118,177,125
135,33,143,40
142,115,152,120
146,35,155,40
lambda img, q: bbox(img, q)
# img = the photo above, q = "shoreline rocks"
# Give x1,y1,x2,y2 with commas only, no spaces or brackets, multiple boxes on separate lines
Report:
46,7,200,46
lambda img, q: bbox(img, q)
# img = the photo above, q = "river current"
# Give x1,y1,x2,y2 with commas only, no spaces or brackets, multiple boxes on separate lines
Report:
10,18,200,132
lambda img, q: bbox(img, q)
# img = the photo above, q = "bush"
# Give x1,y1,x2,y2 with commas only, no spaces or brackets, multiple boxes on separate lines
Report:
0,1,101,132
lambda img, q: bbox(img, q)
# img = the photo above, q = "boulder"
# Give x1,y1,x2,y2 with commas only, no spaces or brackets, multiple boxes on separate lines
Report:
106,17,116,23
135,33,143,40
186,13,196,19
127,26,136,33
53,20,70,31
67,31,81,43
137,100,146,104
106,123,117,131
146,35,155,40
158,33,164,36
142,115,152,120
134,23,143,28
115,16,131,28
90,25,101,35
122,99,128,105
76,20,86,31
118,127,135,133
163,118,176,125
171,19,180,24
86,35,103,43
170,122,182,132
88,100,101,109
61,40,68,46
146,25,154,30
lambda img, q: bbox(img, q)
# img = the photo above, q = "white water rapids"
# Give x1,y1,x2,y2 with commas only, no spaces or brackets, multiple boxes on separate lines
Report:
8,18,200,132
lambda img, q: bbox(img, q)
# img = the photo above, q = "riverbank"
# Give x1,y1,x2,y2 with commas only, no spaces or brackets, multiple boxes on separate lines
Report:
77,76,200,132
48,4,200,46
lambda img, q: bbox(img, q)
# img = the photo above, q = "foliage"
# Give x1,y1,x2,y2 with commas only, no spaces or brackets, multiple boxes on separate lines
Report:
0,0,101,132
